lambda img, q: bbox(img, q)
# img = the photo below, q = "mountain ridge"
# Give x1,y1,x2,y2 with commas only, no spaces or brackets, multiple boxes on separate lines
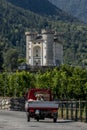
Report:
6,0,79,22
49,0,87,23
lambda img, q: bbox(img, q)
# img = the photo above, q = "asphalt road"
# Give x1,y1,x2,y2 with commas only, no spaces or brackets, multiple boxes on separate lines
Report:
0,110,87,130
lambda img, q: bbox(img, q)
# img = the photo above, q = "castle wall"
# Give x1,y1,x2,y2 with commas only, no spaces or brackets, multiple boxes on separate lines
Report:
42,41,47,65
25,30,63,66
54,42,63,65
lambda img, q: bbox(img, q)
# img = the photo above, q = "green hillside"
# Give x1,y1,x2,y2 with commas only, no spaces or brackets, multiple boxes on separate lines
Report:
49,0,87,23
0,0,87,71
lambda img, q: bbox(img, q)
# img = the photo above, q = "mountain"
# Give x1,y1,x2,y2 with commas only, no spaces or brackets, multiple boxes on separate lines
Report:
0,0,79,48
6,0,61,16
6,0,78,22
49,0,87,23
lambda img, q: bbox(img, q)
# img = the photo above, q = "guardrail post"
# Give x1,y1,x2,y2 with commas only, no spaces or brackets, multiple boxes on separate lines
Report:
61,101,63,118
66,100,68,119
75,101,78,121
79,100,82,122
71,101,73,120
85,101,87,123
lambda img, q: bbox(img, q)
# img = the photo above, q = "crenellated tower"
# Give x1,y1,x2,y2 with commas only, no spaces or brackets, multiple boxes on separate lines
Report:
25,29,63,66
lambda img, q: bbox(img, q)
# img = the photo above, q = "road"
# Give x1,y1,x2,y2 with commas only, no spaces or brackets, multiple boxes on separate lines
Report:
0,110,87,130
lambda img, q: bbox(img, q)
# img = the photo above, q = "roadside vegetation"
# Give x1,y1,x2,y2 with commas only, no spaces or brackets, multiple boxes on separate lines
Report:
0,65,87,100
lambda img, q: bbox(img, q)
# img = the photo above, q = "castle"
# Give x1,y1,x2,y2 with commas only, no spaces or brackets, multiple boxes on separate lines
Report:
25,29,63,66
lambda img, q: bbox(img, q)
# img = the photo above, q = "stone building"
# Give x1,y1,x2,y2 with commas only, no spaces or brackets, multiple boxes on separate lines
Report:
25,29,63,66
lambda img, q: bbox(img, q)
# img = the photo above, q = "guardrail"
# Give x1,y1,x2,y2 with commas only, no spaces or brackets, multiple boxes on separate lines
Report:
58,100,87,123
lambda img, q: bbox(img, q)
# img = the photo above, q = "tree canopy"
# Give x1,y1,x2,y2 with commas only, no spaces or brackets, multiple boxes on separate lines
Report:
0,65,87,100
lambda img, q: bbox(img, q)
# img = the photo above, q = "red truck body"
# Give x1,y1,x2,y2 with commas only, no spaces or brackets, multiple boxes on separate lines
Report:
27,88,52,101
25,88,58,122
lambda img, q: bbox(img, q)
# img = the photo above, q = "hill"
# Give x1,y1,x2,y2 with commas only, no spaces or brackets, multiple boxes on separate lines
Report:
49,0,87,23
0,0,87,71
7,0,63,16
6,0,78,22
0,0,79,48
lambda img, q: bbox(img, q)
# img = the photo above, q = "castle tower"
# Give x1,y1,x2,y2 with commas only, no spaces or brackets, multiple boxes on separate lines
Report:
53,32,63,65
25,32,37,65
25,29,63,66
42,29,54,66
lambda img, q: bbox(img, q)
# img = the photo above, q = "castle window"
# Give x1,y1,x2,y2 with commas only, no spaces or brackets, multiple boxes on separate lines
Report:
29,56,31,59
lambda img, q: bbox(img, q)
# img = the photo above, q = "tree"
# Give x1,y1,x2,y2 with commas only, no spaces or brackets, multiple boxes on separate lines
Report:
4,48,19,71
0,46,3,71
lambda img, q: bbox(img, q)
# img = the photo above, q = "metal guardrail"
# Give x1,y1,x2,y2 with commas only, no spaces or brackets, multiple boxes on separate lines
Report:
58,100,87,123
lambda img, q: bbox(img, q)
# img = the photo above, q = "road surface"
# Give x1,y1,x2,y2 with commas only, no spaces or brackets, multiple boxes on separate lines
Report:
0,110,87,130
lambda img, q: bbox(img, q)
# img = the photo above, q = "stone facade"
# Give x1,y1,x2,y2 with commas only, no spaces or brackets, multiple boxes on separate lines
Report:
0,97,25,111
25,29,63,66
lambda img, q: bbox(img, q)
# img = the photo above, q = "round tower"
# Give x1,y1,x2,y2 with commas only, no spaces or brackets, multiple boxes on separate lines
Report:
54,32,63,65
25,32,37,41
25,32,37,65
42,29,54,66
